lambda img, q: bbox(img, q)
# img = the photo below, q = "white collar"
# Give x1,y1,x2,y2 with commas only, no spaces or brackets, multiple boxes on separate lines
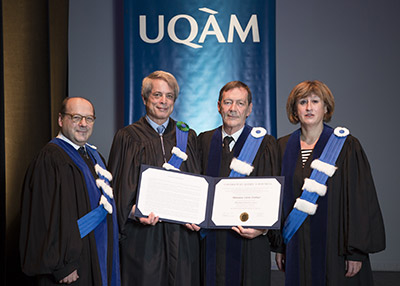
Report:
222,126,244,143
57,132,82,151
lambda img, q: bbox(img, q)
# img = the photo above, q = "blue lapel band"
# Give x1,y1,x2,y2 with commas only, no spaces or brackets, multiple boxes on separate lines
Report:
166,121,189,169
77,146,114,239
282,126,348,244
281,126,330,286
229,127,266,177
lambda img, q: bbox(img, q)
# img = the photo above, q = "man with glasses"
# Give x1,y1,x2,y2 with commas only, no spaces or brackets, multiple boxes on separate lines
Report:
20,97,121,285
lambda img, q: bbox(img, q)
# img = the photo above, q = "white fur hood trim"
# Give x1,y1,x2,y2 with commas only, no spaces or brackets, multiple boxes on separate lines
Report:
162,162,180,171
94,164,113,181
100,195,113,214
294,198,317,215
230,157,254,176
171,146,188,161
85,143,97,150
250,127,267,138
96,179,114,199
302,178,327,196
334,127,350,137
311,159,337,177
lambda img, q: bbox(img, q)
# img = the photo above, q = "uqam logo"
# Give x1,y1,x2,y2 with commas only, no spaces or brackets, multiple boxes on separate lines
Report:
139,7,260,49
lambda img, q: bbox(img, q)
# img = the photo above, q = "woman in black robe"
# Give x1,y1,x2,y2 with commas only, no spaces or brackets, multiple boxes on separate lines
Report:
275,80,385,286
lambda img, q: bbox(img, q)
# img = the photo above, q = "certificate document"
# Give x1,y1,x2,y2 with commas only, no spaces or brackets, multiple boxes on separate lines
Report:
136,166,209,225
212,178,281,227
135,165,284,229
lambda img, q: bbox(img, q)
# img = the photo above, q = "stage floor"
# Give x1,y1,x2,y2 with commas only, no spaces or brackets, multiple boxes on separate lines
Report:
271,270,400,286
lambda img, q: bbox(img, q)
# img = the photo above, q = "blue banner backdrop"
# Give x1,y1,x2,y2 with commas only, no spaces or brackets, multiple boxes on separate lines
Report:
124,0,276,136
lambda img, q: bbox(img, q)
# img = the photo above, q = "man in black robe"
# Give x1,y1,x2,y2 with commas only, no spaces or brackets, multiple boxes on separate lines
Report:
20,97,120,285
197,81,279,286
108,71,201,286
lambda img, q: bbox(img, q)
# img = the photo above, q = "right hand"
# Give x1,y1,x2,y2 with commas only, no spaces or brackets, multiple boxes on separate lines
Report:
275,253,286,272
59,269,79,284
139,212,160,225
130,204,159,226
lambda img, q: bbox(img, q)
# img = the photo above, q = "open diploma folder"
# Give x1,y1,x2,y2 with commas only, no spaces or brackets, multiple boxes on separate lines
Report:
135,165,284,229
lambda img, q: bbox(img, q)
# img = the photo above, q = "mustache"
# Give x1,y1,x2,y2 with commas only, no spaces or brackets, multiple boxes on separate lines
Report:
226,111,238,116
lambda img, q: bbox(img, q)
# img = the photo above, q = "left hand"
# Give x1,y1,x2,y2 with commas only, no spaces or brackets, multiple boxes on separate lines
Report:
231,225,267,239
185,223,201,231
59,269,79,284
345,260,362,277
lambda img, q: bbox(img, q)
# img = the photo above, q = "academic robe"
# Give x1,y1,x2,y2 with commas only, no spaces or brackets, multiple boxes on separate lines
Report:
197,126,279,286
108,117,201,286
277,127,385,286
20,142,116,285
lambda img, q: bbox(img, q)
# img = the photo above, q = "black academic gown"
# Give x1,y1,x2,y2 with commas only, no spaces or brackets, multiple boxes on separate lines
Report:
278,130,385,286
108,117,201,286
197,126,279,286
20,142,114,285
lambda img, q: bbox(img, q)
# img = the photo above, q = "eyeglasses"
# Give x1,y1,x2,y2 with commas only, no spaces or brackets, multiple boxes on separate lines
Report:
63,113,96,124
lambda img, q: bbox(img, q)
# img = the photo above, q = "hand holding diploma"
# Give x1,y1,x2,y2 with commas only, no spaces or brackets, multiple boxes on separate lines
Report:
130,204,160,225
131,203,200,230
185,224,201,231
140,211,160,225
232,225,268,239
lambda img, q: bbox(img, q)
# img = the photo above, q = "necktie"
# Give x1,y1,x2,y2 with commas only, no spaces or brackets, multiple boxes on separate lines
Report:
78,146,89,159
157,125,165,135
79,146,95,171
157,125,167,163
223,136,234,153
220,136,234,176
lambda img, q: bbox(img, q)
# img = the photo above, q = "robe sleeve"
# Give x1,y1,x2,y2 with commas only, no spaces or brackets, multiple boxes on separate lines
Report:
253,135,285,250
339,136,385,259
108,128,142,237
253,134,280,177
196,130,213,175
19,145,83,281
183,129,201,174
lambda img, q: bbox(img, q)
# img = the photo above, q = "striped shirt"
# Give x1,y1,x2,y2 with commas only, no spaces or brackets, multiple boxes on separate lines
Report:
301,149,313,167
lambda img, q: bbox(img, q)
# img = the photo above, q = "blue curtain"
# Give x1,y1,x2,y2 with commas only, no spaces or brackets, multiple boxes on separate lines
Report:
124,0,276,136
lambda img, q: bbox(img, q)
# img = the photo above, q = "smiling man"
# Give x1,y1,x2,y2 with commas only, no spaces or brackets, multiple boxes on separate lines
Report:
197,81,279,286
108,71,201,286
20,97,120,285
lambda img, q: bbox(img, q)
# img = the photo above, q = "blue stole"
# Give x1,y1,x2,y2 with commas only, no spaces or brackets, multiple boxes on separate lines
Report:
51,138,121,286
166,121,189,169
204,125,264,286
281,125,347,286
